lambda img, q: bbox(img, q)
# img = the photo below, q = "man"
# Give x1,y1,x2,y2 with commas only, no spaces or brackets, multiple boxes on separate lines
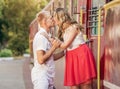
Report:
31,11,64,89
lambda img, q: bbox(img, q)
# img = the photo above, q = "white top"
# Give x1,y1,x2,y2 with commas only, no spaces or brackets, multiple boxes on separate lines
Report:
31,27,55,85
63,25,85,50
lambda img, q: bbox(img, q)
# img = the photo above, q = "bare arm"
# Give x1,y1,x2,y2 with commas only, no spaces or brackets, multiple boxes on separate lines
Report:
53,50,65,61
60,28,78,50
37,39,61,64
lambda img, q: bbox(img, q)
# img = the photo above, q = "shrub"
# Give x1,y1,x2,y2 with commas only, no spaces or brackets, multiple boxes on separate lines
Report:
25,48,30,54
0,49,12,57
8,35,28,56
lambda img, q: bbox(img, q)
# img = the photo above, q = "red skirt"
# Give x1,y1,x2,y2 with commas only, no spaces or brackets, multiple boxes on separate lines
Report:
64,44,97,86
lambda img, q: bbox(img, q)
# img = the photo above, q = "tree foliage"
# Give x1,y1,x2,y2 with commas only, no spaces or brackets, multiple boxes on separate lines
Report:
0,0,49,56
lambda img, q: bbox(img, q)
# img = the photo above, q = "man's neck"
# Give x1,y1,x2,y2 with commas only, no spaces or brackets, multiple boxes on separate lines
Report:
40,25,49,33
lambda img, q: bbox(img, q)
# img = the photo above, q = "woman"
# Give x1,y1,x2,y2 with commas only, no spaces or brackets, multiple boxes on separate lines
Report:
53,8,97,89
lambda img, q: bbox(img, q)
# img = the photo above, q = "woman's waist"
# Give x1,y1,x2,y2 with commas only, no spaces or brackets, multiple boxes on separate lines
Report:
67,42,85,50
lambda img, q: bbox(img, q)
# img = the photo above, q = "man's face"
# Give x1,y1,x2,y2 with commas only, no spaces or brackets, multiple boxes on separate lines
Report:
46,15,55,28
53,14,60,26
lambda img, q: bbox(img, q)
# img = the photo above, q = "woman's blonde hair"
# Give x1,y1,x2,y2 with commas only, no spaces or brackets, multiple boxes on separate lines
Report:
54,8,83,40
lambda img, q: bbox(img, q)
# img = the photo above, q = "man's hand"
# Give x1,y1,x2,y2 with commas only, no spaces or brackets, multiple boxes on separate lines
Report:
52,39,61,49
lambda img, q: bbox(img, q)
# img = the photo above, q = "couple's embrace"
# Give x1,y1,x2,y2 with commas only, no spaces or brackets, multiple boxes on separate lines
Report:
31,8,97,89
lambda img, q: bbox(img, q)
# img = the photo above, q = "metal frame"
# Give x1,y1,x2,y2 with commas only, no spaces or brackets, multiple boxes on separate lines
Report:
97,0,120,89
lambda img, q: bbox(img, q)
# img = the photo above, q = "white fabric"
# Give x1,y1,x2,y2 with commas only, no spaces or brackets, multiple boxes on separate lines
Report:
38,24,41,31
31,27,55,89
63,25,85,50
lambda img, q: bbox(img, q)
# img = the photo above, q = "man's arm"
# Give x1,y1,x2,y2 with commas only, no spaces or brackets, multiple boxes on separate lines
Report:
37,40,61,64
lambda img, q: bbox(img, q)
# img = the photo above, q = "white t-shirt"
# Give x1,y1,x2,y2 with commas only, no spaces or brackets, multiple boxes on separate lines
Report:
31,27,55,86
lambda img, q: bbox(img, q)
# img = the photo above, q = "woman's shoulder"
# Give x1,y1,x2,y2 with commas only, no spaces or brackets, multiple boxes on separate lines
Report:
68,23,78,28
64,24,78,34
67,24,79,31
71,24,84,33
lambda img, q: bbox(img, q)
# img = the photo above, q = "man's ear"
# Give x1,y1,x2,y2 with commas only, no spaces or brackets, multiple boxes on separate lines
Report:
42,18,47,25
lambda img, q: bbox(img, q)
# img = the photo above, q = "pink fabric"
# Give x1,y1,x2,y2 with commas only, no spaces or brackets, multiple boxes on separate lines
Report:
64,44,97,86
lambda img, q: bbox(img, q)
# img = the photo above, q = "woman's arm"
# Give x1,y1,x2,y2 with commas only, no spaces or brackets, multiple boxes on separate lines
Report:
60,28,78,50
53,50,65,61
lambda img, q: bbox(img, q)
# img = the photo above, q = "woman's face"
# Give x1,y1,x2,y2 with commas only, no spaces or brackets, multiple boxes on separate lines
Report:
53,14,61,26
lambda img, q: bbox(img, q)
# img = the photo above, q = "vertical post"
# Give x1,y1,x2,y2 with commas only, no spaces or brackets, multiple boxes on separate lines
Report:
69,0,73,16
80,8,83,25
50,1,54,15
86,0,92,38
58,0,61,7
97,8,101,89
63,0,66,8
77,0,80,23
51,2,54,11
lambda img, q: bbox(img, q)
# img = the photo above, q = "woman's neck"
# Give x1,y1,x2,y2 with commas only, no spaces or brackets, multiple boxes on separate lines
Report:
62,21,71,30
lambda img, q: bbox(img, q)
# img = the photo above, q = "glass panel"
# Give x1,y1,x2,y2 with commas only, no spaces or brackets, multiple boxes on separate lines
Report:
89,7,104,36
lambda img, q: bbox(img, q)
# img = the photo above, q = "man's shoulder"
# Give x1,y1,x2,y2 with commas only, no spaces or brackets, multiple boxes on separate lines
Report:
34,30,43,37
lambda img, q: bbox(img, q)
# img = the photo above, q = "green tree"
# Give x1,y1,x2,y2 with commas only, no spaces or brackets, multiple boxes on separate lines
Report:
0,19,9,49
0,0,49,56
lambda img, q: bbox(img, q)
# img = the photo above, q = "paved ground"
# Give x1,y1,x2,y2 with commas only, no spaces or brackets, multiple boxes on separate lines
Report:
54,57,68,89
0,59,26,89
0,57,68,89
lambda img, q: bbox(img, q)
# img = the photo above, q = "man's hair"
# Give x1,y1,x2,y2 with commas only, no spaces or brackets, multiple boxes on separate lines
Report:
36,11,50,25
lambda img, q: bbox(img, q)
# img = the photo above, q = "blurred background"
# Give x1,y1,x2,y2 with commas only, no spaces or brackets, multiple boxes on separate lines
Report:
0,0,50,57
